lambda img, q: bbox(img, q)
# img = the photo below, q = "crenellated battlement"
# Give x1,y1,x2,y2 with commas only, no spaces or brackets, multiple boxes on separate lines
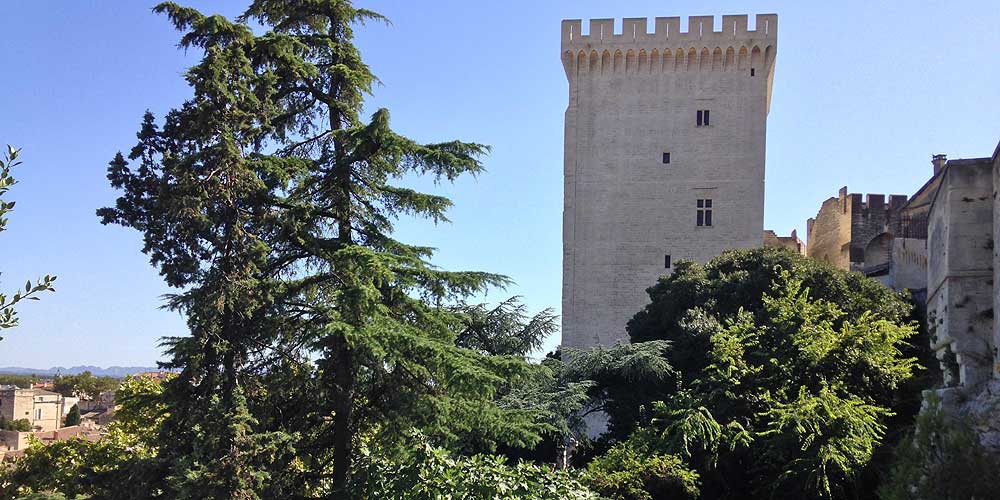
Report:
562,15,776,48
561,15,776,77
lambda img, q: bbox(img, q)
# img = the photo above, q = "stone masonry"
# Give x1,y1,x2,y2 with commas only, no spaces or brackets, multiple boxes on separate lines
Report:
561,15,777,348
763,229,805,255
805,187,910,273
925,143,1000,451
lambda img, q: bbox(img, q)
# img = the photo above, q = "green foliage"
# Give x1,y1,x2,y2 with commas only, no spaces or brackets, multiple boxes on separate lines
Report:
0,145,56,338
0,375,164,500
450,298,594,460
112,375,168,445
52,372,118,398
62,405,80,428
0,416,32,432
353,433,598,500
562,341,677,439
95,1,556,496
0,375,42,388
13,494,74,500
585,438,699,500
878,394,1000,500
597,248,923,499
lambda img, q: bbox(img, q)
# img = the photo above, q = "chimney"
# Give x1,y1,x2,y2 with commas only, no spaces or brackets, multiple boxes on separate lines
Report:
932,154,947,175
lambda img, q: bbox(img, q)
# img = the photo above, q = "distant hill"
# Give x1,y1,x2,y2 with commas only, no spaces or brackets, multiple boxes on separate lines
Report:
0,366,160,378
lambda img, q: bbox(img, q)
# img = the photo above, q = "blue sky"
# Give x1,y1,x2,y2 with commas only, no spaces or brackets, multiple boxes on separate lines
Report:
1,1,997,367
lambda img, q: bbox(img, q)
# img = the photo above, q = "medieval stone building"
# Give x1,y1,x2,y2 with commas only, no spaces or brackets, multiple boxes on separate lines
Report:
0,387,77,432
805,187,927,292
922,143,1000,451
560,15,777,348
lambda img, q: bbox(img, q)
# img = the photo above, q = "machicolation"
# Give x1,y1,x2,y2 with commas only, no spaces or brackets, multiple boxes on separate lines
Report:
561,15,776,76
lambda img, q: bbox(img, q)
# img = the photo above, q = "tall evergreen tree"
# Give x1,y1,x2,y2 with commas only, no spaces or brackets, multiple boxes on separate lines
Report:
99,1,550,496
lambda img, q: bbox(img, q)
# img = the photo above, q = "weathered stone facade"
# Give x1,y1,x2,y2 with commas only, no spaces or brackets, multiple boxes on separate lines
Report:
926,156,995,388
924,142,1000,452
763,229,805,255
0,389,34,423
0,388,76,432
805,188,911,272
561,15,777,348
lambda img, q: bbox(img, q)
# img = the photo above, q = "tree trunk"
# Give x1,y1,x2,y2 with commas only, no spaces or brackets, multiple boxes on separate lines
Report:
331,339,356,496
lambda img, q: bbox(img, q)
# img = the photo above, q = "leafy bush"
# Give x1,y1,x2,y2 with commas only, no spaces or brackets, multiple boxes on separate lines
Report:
354,433,597,499
0,377,164,500
585,439,699,500
0,417,32,432
598,248,924,499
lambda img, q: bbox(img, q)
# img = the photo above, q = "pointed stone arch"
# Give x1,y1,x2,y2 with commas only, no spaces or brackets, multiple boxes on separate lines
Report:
650,49,660,72
662,49,673,71
626,49,636,73
711,47,723,71
613,50,623,73
764,45,775,67
589,50,599,73
750,46,762,71
724,47,735,70
577,51,587,75
601,50,611,74
638,49,647,72
699,47,710,70
686,47,697,71
738,46,748,70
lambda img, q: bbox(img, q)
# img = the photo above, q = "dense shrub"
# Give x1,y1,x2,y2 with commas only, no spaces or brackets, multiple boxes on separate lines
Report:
354,434,597,499
591,248,925,499
585,438,699,500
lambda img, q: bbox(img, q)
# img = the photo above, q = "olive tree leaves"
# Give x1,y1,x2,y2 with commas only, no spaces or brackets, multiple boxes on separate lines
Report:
0,145,56,338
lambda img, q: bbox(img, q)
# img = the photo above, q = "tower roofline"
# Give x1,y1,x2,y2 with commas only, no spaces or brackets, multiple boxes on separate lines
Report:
561,15,777,49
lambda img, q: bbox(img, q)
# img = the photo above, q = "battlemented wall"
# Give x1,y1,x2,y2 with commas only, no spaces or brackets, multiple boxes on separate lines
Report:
561,15,776,348
805,187,910,273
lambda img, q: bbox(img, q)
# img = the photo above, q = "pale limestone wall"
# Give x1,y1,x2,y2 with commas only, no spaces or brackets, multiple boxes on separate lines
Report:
806,188,852,268
994,143,1000,373
806,186,913,279
927,158,994,388
762,230,781,248
0,430,28,452
763,230,804,255
0,389,68,431
0,389,35,422
31,392,62,431
561,15,776,348
889,237,928,291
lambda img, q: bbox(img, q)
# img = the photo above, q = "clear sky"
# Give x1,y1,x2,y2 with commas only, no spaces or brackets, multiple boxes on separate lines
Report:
1,1,997,368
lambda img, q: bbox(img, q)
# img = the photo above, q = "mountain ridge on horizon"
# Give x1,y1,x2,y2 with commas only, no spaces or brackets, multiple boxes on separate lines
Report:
0,365,162,377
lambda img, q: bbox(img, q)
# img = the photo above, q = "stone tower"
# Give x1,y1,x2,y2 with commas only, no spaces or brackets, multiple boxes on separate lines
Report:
561,15,778,348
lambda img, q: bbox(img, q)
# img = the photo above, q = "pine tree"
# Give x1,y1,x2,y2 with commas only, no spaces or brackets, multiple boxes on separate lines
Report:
99,1,551,496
